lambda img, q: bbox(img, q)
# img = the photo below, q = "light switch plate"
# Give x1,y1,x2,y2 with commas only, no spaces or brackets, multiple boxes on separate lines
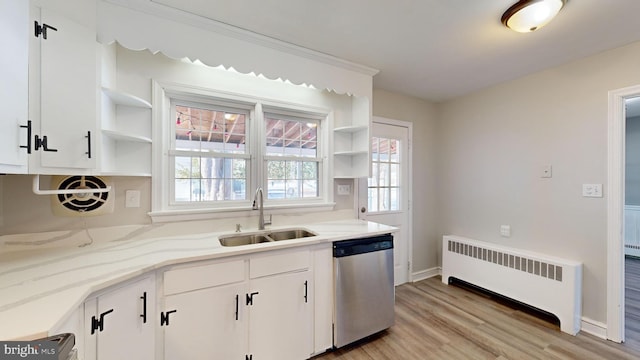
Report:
582,184,603,198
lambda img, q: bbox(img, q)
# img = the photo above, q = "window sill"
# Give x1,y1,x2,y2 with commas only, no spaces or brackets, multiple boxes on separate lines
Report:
149,202,336,223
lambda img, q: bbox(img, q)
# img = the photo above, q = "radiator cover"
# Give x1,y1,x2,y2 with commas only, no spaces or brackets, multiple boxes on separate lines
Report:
441,235,582,335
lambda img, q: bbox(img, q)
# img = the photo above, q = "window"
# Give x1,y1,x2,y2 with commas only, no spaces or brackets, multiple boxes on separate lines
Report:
170,100,250,204
368,136,400,212
162,89,327,212
264,113,321,200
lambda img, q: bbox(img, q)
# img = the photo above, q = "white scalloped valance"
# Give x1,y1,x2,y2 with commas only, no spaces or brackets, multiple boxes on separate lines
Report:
97,0,377,99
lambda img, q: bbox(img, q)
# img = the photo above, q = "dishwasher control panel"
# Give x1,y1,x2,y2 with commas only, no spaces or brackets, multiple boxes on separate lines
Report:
333,234,393,257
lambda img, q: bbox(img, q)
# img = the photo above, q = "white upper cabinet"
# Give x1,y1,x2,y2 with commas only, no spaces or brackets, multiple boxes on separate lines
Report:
29,5,98,173
0,0,29,173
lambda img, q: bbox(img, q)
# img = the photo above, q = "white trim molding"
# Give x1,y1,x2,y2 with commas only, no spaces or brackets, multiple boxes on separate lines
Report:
607,84,640,343
412,267,442,282
581,317,608,340
98,0,377,98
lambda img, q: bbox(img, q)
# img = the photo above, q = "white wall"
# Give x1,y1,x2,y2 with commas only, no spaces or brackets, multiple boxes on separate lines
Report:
372,88,439,273
437,40,640,324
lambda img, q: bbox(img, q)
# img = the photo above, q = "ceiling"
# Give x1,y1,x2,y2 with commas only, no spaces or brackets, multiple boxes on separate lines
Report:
151,0,640,102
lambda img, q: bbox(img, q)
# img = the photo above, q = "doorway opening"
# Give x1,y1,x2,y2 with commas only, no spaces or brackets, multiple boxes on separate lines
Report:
607,84,640,345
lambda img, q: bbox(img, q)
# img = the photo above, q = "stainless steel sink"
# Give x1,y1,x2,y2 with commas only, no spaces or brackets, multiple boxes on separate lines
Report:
219,234,272,247
268,229,316,241
218,228,317,247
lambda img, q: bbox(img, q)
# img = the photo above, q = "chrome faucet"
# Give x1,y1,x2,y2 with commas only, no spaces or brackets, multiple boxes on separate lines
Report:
252,187,272,230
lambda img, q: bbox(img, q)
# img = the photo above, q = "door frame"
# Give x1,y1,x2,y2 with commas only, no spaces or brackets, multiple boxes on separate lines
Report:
607,84,640,342
356,116,413,282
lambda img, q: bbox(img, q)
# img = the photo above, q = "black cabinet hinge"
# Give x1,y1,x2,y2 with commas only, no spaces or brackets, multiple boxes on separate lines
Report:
246,291,259,306
90,309,114,335
160,310,177,326
34,135,58,152
34,21,57,40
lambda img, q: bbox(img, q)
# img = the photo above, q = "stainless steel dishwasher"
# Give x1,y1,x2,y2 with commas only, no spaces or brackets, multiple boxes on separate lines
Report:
333,234,394,348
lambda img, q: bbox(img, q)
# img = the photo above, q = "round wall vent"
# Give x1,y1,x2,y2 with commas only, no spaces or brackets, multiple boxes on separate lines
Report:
51,176,114,217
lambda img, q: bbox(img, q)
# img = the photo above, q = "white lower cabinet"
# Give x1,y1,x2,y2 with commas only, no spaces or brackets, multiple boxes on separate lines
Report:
163,282,249,360
249,270,312,360
84,275,155,360
73,244,331,360
161,248,316,360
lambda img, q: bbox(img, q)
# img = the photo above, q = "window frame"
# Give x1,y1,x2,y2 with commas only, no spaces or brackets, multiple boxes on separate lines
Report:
151,81,334,221
168,98,253,207
261,108,324,204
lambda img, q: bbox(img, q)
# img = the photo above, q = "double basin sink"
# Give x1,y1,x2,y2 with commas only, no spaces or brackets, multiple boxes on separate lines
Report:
219,228,317,247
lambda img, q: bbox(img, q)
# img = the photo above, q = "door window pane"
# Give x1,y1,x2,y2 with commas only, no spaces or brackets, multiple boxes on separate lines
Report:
367,136,401,213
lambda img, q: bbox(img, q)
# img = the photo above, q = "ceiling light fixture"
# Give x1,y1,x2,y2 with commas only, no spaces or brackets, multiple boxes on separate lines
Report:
501,0,566,33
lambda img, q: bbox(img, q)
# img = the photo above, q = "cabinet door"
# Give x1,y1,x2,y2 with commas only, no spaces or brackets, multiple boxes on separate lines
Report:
163,282,248,360
0,0,29,173
249,271,312,360
85,276,155,360
30,6,97,171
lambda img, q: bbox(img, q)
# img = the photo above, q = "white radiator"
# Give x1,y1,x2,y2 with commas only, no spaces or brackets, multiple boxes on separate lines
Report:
441,235,582,335
624,205,640,257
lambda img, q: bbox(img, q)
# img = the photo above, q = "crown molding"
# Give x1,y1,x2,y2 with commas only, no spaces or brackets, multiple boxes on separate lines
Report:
102,0,379,76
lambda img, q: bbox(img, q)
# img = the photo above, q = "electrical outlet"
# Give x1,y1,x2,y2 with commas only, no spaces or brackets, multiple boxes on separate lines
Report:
337,184,351,195
500,225,511,237
125,190,141,208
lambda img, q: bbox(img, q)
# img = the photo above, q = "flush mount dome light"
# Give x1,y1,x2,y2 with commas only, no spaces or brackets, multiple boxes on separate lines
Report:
502,0,566,33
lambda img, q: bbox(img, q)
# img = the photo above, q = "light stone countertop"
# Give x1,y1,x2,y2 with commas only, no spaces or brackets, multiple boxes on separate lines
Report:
0,219,396,340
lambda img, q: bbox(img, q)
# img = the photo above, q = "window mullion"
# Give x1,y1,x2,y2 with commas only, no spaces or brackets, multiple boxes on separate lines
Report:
253,103,264,194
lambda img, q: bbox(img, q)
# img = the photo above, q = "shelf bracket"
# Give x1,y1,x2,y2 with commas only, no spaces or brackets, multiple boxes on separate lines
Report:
31,175,112,196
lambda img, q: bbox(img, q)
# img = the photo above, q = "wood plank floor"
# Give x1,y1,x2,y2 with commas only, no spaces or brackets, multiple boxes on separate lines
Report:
314,276,640,360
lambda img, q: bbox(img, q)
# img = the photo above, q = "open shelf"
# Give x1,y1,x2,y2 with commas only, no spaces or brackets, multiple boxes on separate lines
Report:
333,125,368,133
102,87,152,108
102,129,152,143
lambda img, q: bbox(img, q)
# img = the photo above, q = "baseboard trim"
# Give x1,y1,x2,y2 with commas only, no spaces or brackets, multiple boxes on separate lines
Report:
581,317,607,339
412,267,441,282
